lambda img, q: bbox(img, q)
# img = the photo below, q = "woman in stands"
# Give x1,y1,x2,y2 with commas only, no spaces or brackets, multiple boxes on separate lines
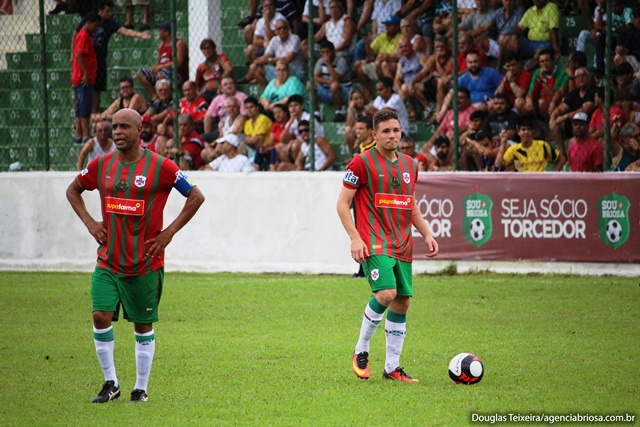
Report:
259,60,307,113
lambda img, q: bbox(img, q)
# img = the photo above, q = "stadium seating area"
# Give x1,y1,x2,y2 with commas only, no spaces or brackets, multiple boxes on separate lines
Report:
0,1,593,171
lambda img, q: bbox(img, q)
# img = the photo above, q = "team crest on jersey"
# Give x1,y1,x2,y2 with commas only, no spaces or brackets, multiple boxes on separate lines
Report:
115,179,129,192
370,269,380,281
343,169,359,185
390,176,400,189
403,172,410,184
81,168,88,176
134,175,147,188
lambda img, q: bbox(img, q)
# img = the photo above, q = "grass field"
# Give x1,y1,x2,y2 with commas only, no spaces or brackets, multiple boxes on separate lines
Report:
0,271,638,426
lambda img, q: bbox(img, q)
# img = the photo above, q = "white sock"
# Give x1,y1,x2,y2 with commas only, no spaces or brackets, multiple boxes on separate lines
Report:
384,318,407,373
93,326,118,387
134,330,155,392
355,300,386,354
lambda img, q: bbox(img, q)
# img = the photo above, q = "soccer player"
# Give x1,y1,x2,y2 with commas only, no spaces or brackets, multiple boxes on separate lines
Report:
336,110,439,382
66,109,205,403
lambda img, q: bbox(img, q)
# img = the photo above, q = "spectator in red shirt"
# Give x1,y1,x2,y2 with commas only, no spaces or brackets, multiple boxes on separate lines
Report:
72,12,101,146
162,81,208,138
567,112,604,172
589,87,626,142
166,114,206,171
495,52,531,107
195,38,232,105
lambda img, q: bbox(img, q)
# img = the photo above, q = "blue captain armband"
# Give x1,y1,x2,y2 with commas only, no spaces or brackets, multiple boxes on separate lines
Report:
174,170,196,197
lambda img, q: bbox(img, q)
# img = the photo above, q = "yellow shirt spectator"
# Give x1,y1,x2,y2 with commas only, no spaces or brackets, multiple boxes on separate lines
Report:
370,32,402,55
502,140,559,172
244,114,273,146
518,1,560,42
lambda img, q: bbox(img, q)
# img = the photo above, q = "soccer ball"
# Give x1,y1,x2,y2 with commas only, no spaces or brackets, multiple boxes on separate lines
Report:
606,220,622,243
469,219,485,241
448,353,484,384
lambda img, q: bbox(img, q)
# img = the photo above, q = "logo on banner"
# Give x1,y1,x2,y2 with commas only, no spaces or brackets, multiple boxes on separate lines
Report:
462,192,493,247
598,193,630,249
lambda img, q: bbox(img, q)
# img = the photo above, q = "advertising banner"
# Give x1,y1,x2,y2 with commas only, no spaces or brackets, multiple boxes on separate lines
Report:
414,173,640,263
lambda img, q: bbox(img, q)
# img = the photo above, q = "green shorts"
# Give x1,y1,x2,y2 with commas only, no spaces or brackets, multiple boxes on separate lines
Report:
361,255,413,297
91,267,164,324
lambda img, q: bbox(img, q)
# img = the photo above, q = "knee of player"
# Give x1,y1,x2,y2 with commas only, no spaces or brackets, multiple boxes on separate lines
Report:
375,289,397,306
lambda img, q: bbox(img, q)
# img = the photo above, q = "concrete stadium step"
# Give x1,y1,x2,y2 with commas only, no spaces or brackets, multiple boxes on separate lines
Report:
5,51,70,71
45,14,81,33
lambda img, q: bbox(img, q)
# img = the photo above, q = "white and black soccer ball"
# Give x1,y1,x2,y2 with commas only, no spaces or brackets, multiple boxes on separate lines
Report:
448,353,484,385
469,219,485,242
606,220,622,243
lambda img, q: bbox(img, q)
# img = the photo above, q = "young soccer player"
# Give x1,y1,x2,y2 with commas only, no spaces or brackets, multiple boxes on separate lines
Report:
337,110,439,382
66,109,205,402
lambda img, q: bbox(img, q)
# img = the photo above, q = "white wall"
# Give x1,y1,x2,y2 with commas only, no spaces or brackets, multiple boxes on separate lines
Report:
1,172,638,276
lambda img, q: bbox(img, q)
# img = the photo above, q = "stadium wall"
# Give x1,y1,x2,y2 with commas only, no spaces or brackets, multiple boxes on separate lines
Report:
0,172,639,277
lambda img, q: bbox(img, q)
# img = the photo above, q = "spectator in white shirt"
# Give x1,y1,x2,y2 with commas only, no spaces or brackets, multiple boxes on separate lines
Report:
367,77,410,135
243,0,286,63
205,134,254,172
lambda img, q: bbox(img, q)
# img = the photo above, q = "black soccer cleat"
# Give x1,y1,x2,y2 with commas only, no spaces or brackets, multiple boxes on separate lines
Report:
130,389,148,402
92,380,121,403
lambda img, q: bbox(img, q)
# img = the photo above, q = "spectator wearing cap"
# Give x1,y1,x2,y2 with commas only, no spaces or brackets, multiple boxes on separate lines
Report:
139,114,167,154
354,15,403,101
549,66,596,161
205,134,255,172
567,112,603,172
137,21,189,100
165,114,206,171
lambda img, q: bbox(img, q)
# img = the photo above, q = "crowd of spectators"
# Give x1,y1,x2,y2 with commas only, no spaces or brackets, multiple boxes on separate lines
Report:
69,0,640,173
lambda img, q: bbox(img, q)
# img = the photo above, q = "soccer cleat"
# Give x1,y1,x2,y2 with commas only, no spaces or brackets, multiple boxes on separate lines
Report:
352,351,370,379
383,367,419,382
130,389,148,402
92,380,121,403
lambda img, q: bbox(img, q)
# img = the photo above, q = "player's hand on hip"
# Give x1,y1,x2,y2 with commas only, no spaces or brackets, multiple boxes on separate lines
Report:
144,230,174,258
425,235,439,258
87,220,107,246
351,238,370,263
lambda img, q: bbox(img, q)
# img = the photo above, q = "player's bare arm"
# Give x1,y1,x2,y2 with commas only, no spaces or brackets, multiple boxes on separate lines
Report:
66,182,107,246
412,197,439,257
336,186,369,262
145,185,205,258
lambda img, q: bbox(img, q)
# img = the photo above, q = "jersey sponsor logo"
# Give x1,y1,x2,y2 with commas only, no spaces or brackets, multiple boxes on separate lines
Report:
134,175,147,188
370,269,379,281
403,172,410,184
81,168,88,176
105,196,145,216
343,169,359,185
375,193,414,210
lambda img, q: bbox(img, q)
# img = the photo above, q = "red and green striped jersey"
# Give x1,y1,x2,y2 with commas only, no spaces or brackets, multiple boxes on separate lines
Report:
75,149,192,276
343,147,418,262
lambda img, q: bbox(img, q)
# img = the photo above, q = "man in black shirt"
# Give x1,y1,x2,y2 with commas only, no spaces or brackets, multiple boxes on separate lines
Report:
73,0,151,114
482,92,519,145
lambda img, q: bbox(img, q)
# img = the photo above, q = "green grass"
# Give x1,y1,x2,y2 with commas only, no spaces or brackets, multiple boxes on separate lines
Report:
0,272,638,426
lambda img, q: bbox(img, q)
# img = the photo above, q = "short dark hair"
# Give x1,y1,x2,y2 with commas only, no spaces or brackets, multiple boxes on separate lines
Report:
569,51,587,67
503,52,521,64
85,11,101,23
458,87,471,99
298,120,310,128
319,40,335,51
272,103,289,117
494,91,511,105
373,110,399,131
615,62,634,76
356,115,373,130
470,110,486,122
378,77,394,90
434,135,450,147
288,94,304,106
97,0,115,10
538,48,554,59
119,76,134,86
244,96,259,107
518,117,535,130
199,38,216,50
